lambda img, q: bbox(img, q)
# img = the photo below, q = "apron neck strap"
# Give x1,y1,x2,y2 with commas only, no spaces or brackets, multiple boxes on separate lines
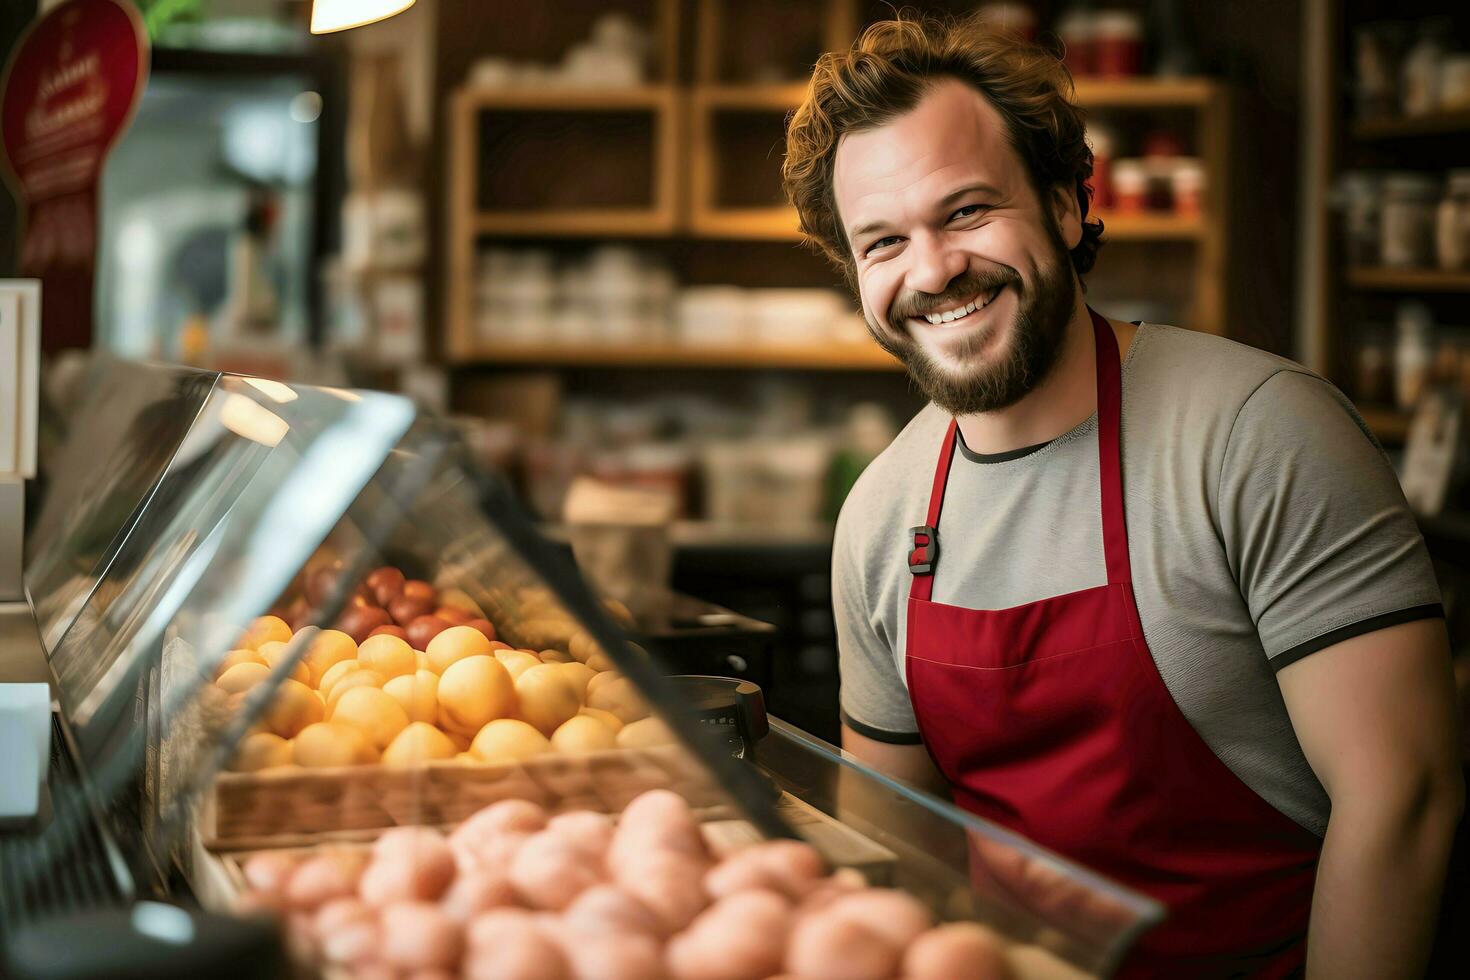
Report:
1091,306,1132,587
909,307,1132,600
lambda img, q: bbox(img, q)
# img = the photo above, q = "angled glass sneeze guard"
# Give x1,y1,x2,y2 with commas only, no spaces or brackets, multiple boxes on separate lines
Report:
22,360,1162,979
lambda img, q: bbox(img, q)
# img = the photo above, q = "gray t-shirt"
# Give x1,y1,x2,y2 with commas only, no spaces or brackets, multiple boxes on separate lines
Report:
835,323,1442,836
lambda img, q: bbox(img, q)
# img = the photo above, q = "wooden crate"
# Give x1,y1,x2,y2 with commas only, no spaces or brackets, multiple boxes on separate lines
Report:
202,746,725,851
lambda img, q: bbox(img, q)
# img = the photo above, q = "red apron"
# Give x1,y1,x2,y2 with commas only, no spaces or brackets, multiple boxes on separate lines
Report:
905,309,1321,978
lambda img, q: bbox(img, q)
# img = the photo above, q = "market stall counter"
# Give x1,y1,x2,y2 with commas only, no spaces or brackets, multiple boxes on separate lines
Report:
4,361,1162,979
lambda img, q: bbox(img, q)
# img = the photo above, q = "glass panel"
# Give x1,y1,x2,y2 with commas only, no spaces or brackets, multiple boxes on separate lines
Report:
25,357,218,653
756,719,1164,976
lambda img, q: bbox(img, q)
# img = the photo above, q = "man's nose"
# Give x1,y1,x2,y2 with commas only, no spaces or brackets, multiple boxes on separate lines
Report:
904,232,968,296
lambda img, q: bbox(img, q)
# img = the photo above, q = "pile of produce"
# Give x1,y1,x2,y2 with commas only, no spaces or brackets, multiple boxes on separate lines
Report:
218,588,670,773
240,790,1017,980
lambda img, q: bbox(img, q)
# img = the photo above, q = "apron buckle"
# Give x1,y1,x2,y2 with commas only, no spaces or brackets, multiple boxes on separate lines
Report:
908,524,939,575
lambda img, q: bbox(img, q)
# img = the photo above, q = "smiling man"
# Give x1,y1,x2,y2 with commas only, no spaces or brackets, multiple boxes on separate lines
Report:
783,14,1464,979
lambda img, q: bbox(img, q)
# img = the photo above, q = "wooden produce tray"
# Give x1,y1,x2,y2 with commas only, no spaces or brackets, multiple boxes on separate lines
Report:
202,746,724,851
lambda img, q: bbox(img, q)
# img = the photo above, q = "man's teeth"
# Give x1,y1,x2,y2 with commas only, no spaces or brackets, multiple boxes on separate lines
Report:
922,286,1001,325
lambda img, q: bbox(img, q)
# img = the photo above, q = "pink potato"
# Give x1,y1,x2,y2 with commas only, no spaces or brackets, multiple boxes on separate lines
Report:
462,931,570,980
558,932,668,980
665,888,792,980
546,810,614,857
320,917,381,966
466,908,546,951
456,799,549,837
606,790,707,873
242,852,298,907
903,923,1015,980
510,830,605,910
703,839,826,901
285,851,366,910
785,909,902,980
615,850,709,933
452,829,530,878
379,901,464,971
561,884,665,938
824,887,933,948
441,868,516,922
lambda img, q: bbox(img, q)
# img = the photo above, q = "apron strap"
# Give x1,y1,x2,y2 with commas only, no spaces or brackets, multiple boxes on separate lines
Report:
907,310,1131,601
909,417,959,602
1090,307,1132,587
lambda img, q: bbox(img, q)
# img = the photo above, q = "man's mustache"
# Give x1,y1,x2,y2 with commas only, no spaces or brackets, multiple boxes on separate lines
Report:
888,270,1020,326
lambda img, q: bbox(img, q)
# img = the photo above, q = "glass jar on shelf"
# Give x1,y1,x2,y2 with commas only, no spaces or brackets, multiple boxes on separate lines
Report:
1355,325,1393,406
1435,169,1470,272
1381,172,1440,269
1337,171,1382,267
1401,22,1447,116
1396,301,1436,411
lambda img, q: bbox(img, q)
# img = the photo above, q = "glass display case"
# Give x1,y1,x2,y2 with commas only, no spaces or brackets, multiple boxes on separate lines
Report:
16,360,1163,978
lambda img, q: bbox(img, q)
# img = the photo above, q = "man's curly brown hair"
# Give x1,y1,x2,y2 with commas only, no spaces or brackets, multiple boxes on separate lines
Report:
782,12,1104,288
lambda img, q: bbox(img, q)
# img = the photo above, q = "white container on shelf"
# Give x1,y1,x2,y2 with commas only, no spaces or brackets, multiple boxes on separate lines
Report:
1381,173,1440,269
676,287,748,346
747,289,847,345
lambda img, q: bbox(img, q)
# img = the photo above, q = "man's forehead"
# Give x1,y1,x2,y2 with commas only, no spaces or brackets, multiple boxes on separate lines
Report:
834,79,1019,229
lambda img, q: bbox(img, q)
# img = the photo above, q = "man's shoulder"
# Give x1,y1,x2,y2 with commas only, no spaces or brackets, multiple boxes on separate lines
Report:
1129,323,1328,421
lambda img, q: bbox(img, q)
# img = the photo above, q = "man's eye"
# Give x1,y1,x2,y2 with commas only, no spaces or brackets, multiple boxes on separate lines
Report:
951,204,987,220
867,236,902,254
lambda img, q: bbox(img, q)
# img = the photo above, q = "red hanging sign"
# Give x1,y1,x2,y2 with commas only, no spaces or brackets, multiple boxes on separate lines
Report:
0,0,147,351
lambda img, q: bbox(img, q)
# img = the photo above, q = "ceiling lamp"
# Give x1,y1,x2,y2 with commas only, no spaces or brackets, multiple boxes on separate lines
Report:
310,0,416,34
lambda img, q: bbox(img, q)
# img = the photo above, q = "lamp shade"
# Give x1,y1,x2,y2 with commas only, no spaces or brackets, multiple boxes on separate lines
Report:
310,0,416,34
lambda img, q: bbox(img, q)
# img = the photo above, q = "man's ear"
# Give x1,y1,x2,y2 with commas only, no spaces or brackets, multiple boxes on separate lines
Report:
1050,183,1084,250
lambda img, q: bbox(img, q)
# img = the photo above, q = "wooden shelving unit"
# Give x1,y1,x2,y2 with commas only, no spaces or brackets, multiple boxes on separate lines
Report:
1350,110,1470,141
453,340,900,371
1301,0,1470,445
1346,268,1470,293
443,0,1236,364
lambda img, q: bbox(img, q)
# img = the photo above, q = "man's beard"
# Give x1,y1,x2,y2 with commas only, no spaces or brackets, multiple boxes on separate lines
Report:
867,234,1076,416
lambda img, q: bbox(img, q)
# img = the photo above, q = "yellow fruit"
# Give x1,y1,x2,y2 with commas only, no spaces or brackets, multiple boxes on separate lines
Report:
257,641,310,684
585,651,614,672
318,659,362,698
215,648,265,680
437,705,481,741
437,588,485,618
237,615,292,651
229,732,293,771
438,655,515,732
326,669,386,712
493,649,540,680
538,649,574,664
263,679,325,738
585,670,620,699
514,664,581,736
357,634,415,679
568,631,598,664
426,625,492,674
550,715,618,754
603,598,636,628
302,629,357,686
330,686,410,749
578,707,624,732
382,670,440,724
617,716,675,749
471,719,551,764
587,676,649,725
218,662,272,694
445,727,473,752
414,650,431,671
559,662,596,702
381,722,458,766
293,722,378,768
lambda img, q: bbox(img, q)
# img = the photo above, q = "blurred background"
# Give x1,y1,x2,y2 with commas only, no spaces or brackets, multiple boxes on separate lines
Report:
4,0,1470,742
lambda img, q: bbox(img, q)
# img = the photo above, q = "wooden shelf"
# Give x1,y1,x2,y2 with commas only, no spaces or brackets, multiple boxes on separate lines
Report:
1346,268,1470,293
451,341,900,371
455,85,677,111
1072,77,1221,108
693,83,808,110
473,210,677,237
1350,110,1470,141
1356,405,1412,444
690,206,800,240
1094,211,1205,240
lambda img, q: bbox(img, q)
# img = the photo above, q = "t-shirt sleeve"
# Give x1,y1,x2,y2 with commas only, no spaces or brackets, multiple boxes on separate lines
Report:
1218,370,1442,671
832,494,922,742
